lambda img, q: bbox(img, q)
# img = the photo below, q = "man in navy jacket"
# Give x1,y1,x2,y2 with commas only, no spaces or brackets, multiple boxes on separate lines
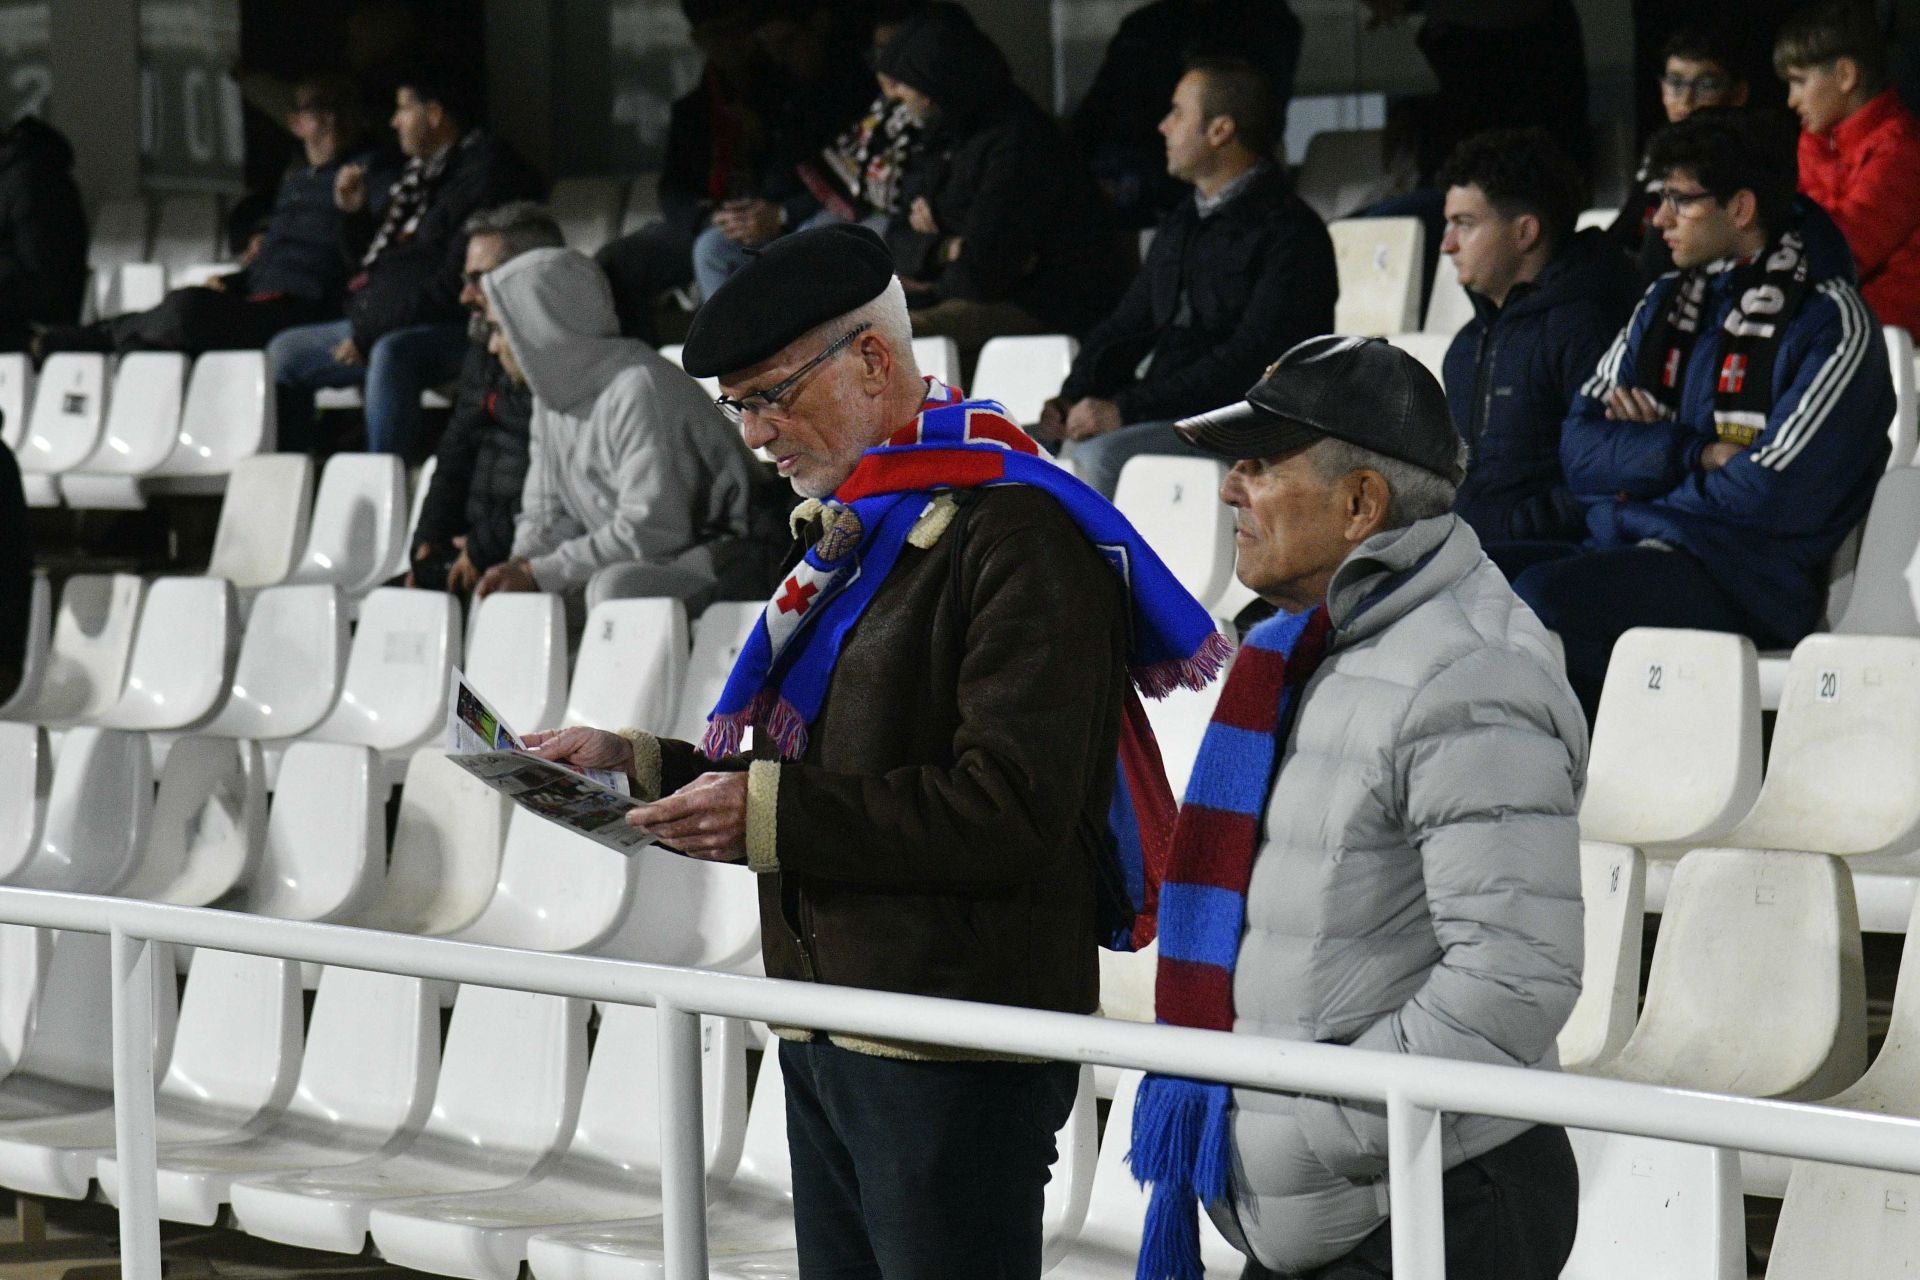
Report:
1493,111,1892,714
1437,127,1640,544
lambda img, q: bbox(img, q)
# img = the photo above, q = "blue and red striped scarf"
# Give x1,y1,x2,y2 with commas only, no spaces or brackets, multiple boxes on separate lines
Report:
1131,602,1333,1280
703,379,1229,949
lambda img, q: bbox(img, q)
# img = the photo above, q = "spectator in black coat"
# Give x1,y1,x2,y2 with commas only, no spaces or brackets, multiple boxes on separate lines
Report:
0,115,86,353
1437,128,1640,544
1042,57,1336,497
268,62,543,462
38,77,374,358
0,441,29,701
407,202,561,595
876,4,1131,379
1070,0,1304,228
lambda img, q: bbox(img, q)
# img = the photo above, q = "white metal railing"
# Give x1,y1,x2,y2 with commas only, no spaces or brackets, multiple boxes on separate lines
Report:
3,885,1920,1280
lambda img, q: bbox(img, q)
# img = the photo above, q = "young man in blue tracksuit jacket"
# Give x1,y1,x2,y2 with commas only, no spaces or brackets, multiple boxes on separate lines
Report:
1493,110,1892,714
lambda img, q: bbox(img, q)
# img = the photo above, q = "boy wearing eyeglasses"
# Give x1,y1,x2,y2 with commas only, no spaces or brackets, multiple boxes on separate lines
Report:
1778,0,1920,336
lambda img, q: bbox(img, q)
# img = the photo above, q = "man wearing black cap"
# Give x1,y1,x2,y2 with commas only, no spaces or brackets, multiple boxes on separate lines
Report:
527,223,1228,1278
1142,335,1586,1280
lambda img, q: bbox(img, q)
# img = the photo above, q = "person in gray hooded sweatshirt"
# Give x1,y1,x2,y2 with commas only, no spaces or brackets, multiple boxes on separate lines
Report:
474,247,759,616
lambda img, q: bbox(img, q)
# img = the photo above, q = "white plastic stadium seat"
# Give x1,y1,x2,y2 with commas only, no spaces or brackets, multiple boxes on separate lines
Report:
1766,1162,1920,1278
0,723,44,883
0,949,300,1201
1885,326,1916,468
149,193,221,280
96,576,237,732
99,262,166,320
1293,129,1389,224
286,452,408,597
229,988,589,1255
620,175,663,236
911,335,960,387
1329,217,1425,336
467,592,568,736
17,353,109,506
368,1009,747,1280
59,352,188,509
1579,628,1762,854
148,350,276,491
4,573,143,726
242,742,385,924
0,573,52,720
203,454,314,590
300,586,456,757
1575,207,1618,232
11,727,151,893
972,335,1078,426
117,735,266,907
89,197,149,275
1557,842,1646,1073
453,809,635,955
200,584,347,741
1385,332,1450,385
563,597,689,734
95,965,437,1227
550,177,628,255
381,454,437,586
1559,1130,1744,1280
361,749,512,937
1422,252,1474,336
0,353,35,452
1113,456,1235,611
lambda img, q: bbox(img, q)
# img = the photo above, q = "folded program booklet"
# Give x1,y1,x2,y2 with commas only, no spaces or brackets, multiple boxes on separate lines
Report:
444,669,655,854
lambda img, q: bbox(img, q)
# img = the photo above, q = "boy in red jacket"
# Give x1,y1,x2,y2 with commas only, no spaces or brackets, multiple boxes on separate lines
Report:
1778,1,1920,334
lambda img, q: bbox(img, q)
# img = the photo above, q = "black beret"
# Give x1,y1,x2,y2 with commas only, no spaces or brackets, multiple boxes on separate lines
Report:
680,223,896,379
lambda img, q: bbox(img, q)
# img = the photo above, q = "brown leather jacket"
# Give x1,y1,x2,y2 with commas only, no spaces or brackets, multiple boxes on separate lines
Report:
656,485,1126,1020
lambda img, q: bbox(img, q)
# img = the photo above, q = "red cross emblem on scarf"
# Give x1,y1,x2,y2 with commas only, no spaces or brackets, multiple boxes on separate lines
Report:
1718,354,1748,395
1662,348,1682,388
776,578,820,615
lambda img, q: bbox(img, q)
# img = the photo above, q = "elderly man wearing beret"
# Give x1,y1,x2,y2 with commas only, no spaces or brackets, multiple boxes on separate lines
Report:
530,223,1226,1279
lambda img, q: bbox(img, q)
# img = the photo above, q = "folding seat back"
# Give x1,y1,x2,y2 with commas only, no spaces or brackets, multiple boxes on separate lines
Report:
1723,634,1920,856
0,723,44,881
1042,1067,1098,1271
379,454,436,586
1580,628,1761,849
468,592,567,735
972,335,1077,426
19,573,144,724
204,454,314,589
1556,841,1646,1073
671,602,763,742
1575,207,1617,231
570,1007,747,1179
1294,128,1388,223
149,193,221,279
564,597,688,735
307,587,456,753
18,354,109,496
159,949,303,1121
292,967,438,1139
1423,251,1475,335
1595,847,1865,1101
97,576,237,731
102,262,167,318
1560,1130,1744,1280
1767,1162,1920,1279
454,807,633,953
1833,468,1920,638
122,736,265,906
620,175,662,235
287,452,408,596
1885,325,1916,468
549,177,627,255
244,741,385,923
911,335,960,387
202,583,346,741
427,987,589,1155
1329,217,1425,335
0,573,52,719
1113,456,1234,610
365,748,512,937
1385,331,1450,385
20,726,152,892
735,1041,793,1194
0,352,34,452
157,350,274,479
75,351,187,479
1143,661,1226,799
15,931,116,1091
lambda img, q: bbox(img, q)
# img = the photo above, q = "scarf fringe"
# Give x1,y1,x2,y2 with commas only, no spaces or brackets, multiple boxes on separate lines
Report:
699,690,813,761
1130,1075,1235,1280
1132,631,1234,700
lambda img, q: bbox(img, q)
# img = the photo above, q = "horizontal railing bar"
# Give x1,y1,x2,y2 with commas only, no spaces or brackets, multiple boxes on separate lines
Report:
5,886,1918,1178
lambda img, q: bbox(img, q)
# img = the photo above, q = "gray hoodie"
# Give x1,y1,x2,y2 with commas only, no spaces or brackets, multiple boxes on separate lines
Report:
484,247,756,593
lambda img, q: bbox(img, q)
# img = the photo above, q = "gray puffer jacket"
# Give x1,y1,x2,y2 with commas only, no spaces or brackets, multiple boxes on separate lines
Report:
1210,514,1587,1274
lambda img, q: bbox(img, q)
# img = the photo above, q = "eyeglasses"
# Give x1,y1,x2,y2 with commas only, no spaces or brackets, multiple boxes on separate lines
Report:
1656,185,1719,214
714,323,871,424
1660,73,1732,97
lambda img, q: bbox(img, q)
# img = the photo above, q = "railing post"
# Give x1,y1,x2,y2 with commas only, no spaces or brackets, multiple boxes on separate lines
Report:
110,926,163,1280
1387,1093,1446,1280
656,1000,709,1280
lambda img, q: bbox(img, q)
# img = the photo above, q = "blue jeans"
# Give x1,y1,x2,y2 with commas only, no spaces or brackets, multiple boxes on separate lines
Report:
693,210,889,303
1062,419,1211,499
268,318,469,460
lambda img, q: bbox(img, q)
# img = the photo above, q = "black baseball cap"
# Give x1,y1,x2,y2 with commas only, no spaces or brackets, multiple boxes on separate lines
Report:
1175,335,1465,482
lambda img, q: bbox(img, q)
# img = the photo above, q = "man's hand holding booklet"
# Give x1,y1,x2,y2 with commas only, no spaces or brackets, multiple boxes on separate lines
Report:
444,670,656,854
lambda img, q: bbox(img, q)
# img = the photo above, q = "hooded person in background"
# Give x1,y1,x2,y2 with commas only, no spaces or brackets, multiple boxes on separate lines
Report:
0,114,86,353
473,248,760,622
876,3,1131,377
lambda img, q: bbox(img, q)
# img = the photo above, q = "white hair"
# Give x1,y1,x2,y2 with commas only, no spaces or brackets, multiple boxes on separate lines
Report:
1309,438,1457,528
802,275,918,382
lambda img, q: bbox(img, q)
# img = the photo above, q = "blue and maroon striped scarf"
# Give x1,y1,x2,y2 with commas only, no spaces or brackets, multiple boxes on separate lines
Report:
1131,602,1333,1280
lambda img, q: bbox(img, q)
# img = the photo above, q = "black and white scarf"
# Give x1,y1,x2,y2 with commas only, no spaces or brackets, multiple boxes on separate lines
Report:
1636,228,1813,446
358,130,471,269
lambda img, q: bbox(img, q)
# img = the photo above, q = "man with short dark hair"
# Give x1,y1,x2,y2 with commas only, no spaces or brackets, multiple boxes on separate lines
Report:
268,65,542,460
1436,127,1639,543
407,202,563,595
1042,56,1336,497
1496,111,1894,714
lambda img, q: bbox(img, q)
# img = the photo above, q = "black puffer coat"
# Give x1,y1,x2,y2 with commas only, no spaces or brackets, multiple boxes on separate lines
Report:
0,116,86,348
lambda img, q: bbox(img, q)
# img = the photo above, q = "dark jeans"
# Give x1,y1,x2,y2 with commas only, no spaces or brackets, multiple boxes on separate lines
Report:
268,318,468,462
1242,1124,1579,1280
38,287,328,357
779,1038,1078,1280
1489,541,1785,720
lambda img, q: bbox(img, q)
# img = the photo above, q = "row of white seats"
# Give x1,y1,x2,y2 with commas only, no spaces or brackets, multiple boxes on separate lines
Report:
4,350,271,506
